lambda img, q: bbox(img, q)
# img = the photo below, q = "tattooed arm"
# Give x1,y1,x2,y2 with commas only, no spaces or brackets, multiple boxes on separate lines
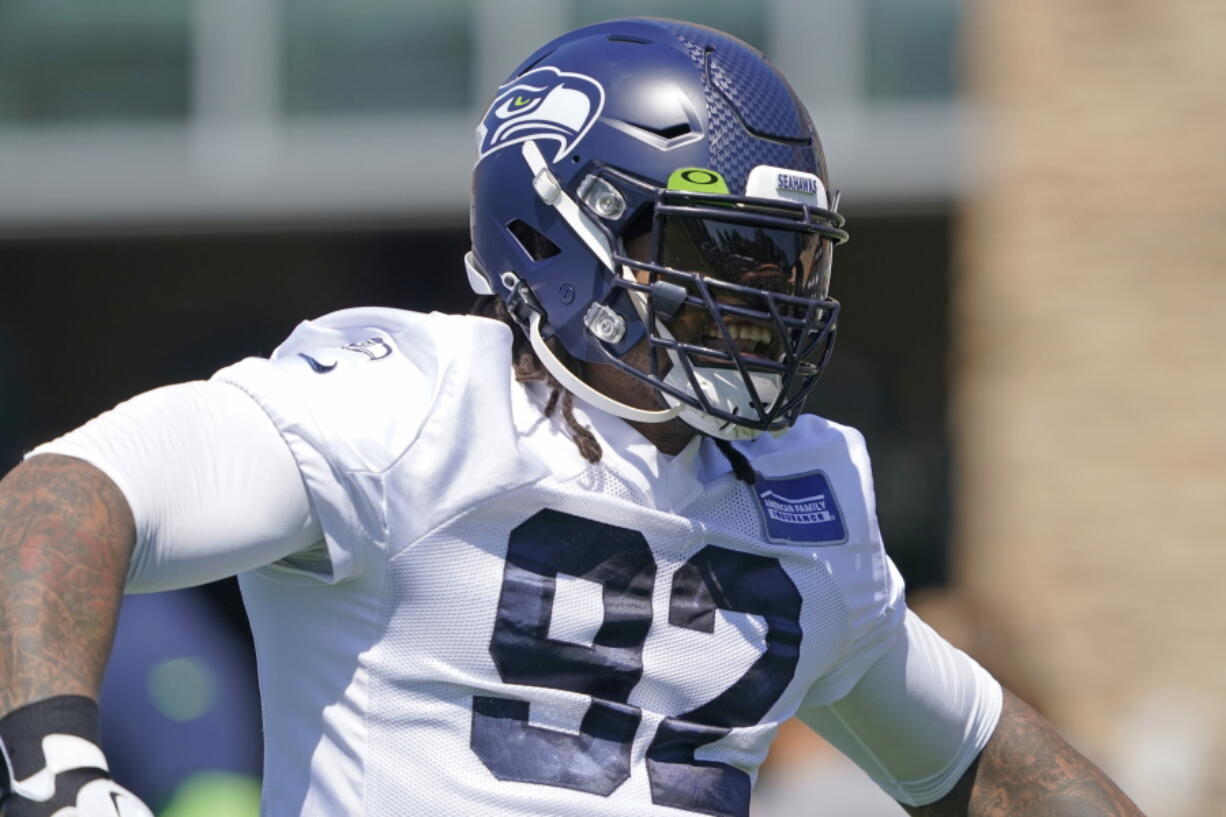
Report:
0,454,134,714
904,689,1145,817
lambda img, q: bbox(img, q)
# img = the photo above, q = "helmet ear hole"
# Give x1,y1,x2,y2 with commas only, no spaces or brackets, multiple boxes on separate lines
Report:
507,219,561,261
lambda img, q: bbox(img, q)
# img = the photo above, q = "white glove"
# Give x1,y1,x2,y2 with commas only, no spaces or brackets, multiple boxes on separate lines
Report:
44,778,154,817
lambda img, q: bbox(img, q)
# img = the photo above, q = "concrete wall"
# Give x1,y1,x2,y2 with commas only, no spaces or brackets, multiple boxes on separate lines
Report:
956,2,1226,813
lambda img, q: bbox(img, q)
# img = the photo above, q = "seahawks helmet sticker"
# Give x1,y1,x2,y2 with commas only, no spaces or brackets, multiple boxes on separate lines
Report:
476,66,605,164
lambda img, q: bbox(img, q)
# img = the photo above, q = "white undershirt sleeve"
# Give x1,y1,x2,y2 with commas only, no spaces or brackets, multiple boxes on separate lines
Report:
796,608,1003,807
28,380,323,593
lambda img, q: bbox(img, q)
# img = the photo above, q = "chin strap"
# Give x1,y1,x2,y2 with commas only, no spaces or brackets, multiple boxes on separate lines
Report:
520,141,614,271
526,311,681,425
511,140,680,425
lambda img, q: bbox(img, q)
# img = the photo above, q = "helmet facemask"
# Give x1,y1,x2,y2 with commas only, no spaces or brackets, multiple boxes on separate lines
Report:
588,175,846,440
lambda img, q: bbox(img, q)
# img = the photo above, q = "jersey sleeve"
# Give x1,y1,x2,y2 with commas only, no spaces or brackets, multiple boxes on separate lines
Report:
211,307,515,583
27,380,321,593
796,609,1003,806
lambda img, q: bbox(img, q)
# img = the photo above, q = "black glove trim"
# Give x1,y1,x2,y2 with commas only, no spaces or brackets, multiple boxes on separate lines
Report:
0,695,106,802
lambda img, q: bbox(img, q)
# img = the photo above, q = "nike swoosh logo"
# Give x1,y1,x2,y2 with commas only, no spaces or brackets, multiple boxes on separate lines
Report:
298,353,337,373
110,787,146,816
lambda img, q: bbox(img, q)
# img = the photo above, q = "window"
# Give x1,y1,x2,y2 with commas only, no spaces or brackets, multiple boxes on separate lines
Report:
282,0,475,116
0,1,190,124
572,0,766,52
864,0,961,100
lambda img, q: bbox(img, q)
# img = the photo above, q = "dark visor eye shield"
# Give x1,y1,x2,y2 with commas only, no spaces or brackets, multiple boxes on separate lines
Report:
592,181,849,434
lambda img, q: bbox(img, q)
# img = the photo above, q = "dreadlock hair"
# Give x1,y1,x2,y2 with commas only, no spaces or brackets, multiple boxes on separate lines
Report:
471,294,603,463
469,294,757,485
714,438,757,485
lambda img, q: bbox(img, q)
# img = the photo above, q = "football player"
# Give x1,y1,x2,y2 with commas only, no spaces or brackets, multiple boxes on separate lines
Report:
0,19,1144,817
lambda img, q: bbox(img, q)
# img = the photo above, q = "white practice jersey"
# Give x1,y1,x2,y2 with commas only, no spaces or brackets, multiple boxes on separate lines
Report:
35,306,1000,816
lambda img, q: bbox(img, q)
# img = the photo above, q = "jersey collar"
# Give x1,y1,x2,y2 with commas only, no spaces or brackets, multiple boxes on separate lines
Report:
567,400,735,513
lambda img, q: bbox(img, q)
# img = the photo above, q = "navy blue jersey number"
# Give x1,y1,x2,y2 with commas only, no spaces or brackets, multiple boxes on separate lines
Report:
647,546,803,817
470,510,802,817
471,509,654,795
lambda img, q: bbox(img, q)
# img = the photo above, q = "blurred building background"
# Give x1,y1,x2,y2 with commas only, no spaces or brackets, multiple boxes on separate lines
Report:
0,1,1221,815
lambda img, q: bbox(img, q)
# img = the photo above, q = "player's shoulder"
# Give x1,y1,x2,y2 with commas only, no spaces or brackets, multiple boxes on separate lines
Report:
729,414,879,548
234,306,512,390
739,413,871,478
212,308,515,472
270,306,510,370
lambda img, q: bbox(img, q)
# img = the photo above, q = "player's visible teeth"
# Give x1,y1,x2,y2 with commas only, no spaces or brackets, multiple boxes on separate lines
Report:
707,323,773,350
738,324,770,344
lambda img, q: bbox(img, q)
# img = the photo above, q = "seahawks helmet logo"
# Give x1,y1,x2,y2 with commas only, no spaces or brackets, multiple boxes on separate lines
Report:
476,66,605,164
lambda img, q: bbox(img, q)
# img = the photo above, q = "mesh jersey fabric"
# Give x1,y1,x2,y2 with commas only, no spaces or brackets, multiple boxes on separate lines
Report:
27,306,998,815
204,307,998,816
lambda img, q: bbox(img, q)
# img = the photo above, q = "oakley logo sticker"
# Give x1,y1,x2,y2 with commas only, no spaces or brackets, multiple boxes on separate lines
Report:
476,66,605,164
666,167,730,194
753,470,847,546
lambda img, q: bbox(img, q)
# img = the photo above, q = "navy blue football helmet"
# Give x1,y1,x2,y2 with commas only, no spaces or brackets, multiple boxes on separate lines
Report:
467,18,849,440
